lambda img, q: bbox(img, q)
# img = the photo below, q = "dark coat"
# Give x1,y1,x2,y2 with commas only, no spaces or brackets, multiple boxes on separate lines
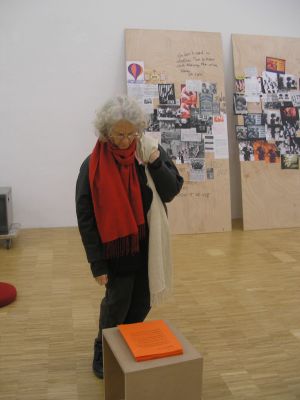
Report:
75,145,183,277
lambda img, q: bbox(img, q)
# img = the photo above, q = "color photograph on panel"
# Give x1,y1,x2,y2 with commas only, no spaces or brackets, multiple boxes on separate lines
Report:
125,29,231,234
232,34,300,230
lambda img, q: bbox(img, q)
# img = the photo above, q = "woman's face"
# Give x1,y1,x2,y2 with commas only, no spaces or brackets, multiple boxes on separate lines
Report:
109,119,139,149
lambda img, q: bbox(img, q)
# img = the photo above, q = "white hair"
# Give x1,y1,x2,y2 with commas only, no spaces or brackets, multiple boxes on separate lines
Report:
94,95,148,140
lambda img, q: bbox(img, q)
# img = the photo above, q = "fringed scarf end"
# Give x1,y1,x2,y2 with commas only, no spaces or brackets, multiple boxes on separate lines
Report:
104,223,146,259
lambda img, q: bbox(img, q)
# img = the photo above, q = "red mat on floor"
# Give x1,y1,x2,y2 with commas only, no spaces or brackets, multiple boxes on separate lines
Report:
0,282,17,307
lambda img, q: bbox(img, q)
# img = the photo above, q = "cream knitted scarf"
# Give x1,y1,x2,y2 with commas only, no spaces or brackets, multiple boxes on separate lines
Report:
145,167,173,306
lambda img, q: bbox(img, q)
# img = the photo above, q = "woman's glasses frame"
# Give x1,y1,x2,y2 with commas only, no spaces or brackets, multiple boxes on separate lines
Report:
108,131,141,141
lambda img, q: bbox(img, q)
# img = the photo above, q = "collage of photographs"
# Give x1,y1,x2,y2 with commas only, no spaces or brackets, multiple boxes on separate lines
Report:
127,61,229,182
234,56,300,170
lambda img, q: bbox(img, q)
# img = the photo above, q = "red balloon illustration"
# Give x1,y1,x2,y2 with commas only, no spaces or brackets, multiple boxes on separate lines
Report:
128,63,143,81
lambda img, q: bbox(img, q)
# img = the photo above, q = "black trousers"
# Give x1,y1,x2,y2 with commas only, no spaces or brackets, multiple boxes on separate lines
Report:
98,264,151,339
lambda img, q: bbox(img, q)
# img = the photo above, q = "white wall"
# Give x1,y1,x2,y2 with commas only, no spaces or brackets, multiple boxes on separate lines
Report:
1,0,300,228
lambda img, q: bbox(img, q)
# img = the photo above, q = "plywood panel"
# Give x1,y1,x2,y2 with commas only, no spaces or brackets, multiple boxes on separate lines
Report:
232,34,300,230
241,161,300,230
125,29,231,234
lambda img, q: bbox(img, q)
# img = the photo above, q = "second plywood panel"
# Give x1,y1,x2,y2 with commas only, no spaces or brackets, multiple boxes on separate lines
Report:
232,33,300,230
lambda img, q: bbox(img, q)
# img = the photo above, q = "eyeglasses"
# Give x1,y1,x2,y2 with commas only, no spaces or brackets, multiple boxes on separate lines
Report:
109,132,141,141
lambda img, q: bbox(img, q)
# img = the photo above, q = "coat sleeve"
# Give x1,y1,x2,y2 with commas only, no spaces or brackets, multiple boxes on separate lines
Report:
147,145,184,203
75,156,109,277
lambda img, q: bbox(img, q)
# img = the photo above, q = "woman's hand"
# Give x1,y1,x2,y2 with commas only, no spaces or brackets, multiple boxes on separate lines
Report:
95,274,108,286
149,149,160,163
136,135,159,164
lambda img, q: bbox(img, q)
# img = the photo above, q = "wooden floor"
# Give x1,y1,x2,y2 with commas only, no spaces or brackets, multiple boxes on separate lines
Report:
1,223,300,400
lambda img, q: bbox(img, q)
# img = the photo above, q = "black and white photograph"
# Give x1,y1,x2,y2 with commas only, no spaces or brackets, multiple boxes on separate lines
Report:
277,91,291,103
204,115,213,127
273,126,285,141
244,76,262,98
176,140,205,164
189,158,206,182
181,129,202,143
157,104,180,120
160,134,181,160
276,140,289,154
190,109,208,133
266,113,281,142
177,145,189,163
281,154,299,169
236,125,247,140
143,97,153,105
201,82,217,95
261,93,282,110
290,92,300,107
256,125,267,139
247,125,266,140
244,113,266,126
200,93,213,115
284,132,300,154
147,109,160,131
257,76,264,93
196,122,208,133
161,130,180,143
265,109,282,129
239,141,254,161
281,123,300,154
283,120,297,138
262,71,279,93
187,141,205,159
278,74,298,91
158,83,176,104
160,126,181,139
234,93,247,114
179,118,192,129
159,120,176,131
190,157,205,170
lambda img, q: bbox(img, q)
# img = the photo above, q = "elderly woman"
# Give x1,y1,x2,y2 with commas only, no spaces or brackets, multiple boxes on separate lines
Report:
75,95,183,379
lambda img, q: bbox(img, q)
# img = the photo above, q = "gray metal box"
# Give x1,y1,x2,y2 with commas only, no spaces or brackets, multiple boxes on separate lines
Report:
0,187,13,234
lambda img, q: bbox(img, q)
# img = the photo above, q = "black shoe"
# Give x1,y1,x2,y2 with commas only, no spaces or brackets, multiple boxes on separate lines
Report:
93,338,104,379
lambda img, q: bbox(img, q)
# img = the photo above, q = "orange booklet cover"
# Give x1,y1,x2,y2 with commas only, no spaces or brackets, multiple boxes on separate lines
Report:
118,320,183,362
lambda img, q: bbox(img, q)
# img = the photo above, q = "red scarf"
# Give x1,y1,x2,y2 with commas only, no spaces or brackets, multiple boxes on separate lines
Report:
89,140,145,259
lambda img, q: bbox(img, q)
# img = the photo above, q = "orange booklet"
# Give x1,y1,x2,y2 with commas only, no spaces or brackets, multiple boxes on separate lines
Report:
118,320,183,362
